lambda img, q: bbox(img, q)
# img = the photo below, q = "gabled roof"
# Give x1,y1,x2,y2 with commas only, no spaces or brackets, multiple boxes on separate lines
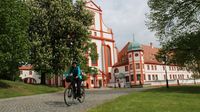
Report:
85,0,102,11
19,65,33,70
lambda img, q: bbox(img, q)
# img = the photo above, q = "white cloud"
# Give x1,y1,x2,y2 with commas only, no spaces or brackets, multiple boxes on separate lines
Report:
95,0,160,50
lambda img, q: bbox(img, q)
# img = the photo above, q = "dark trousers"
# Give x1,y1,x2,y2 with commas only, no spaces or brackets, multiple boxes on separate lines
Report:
72,78,82,98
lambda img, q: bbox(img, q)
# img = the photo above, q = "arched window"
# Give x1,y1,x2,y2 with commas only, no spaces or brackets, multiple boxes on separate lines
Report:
106,45,112,67
91,43,98,66
114,68,119,73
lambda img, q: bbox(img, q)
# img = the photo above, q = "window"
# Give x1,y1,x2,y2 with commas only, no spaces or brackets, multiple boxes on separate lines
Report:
114,68,119,73
148,75,151,80
147,65,150,70
170,75,172,79
163,66,165,71
136,63,140,69
91,80,94,84
125,66,128,71
164,75,166,80
129,54,132,58
125,76,129,82
137,74,141,81
131,75,134,81
130,64,133,70
151,65,154,70
94,32,97,36
108,73,112,79
169,66,171,71
91,43,98,66
135,53,139,57
155,65,157,70
144,74,146,80
29,71,32,75
155,75,158,80
20,70,23,74
106,45,112,67
187,75,189,79
152,75,155,80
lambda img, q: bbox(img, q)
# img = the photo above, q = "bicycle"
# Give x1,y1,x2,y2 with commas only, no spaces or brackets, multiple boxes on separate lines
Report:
64,77,85,106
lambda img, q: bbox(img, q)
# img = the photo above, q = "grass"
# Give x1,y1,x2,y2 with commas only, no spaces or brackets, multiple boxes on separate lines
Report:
88,85,200,112
0,80,64,99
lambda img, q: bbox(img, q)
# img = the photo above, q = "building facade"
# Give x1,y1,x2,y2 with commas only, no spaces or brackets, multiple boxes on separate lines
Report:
19,66,41,84
84,0,118,88
111,40,195,87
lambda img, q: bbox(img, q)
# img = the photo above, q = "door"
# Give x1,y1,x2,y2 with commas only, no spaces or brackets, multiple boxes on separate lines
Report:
99,80,102,88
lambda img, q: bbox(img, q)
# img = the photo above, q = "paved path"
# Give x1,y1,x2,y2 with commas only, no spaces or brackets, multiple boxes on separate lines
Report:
0,88,146,112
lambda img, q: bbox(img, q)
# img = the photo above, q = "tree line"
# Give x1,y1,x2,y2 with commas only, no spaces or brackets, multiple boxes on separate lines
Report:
0,0,98,84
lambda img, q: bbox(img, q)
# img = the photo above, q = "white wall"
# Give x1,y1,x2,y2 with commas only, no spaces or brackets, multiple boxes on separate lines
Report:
144,64,192,81
20,70,41,84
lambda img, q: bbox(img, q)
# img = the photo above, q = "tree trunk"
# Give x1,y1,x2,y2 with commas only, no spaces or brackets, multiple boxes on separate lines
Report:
41,72,46,85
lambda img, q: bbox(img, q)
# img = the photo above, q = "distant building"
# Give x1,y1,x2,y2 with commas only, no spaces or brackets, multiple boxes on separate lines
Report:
110,40,195,87
19,65,40,84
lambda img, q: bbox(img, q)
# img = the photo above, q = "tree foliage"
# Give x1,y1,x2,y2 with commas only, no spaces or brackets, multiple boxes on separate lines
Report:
0,0,30,80
147,0,200,42
147,0,200,76
27,0,94,84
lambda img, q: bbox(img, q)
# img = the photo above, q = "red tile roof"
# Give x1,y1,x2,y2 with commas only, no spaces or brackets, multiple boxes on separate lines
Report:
113,42,130,67
141,45,161,64
19,65,33,70
113,43,163,67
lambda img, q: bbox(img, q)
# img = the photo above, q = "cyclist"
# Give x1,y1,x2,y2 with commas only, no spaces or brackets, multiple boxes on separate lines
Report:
65,61,82,99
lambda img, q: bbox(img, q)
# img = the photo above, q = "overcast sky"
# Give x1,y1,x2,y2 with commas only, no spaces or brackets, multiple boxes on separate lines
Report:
94,0,160,50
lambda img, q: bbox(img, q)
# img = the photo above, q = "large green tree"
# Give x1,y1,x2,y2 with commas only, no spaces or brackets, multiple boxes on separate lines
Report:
0,0,30,80
147,0,200,76
27,0,94,85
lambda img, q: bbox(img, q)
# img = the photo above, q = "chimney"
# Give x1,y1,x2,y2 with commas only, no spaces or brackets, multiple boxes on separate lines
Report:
150,42,153,48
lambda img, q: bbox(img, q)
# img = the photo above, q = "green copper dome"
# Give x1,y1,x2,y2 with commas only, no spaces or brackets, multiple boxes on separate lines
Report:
128,41,143,51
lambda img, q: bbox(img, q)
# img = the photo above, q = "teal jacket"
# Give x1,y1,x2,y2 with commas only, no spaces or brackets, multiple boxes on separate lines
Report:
64,66,82,80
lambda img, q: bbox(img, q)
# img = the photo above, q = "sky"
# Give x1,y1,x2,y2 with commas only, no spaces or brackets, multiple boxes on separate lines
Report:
94,0,160,50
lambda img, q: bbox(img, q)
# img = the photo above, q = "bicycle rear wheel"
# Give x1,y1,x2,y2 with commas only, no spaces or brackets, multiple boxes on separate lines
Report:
78,87,85,103
64,87,73,106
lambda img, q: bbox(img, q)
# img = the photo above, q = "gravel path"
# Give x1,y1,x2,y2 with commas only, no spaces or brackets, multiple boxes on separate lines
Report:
0,88,146,112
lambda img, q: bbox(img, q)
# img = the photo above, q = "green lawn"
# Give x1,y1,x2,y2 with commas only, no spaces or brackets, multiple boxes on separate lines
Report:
0,80,64,99
88,86,200,112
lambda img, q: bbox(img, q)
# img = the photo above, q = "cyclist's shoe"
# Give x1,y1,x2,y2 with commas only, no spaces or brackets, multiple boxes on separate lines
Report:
77,98,81,103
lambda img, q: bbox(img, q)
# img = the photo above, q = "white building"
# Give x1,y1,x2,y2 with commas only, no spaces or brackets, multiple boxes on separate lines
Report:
19,65,41,84
84,0,118,88
111,40,195,87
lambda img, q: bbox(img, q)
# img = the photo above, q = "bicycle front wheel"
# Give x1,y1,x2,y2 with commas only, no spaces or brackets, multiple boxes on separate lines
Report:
64,87,73,106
